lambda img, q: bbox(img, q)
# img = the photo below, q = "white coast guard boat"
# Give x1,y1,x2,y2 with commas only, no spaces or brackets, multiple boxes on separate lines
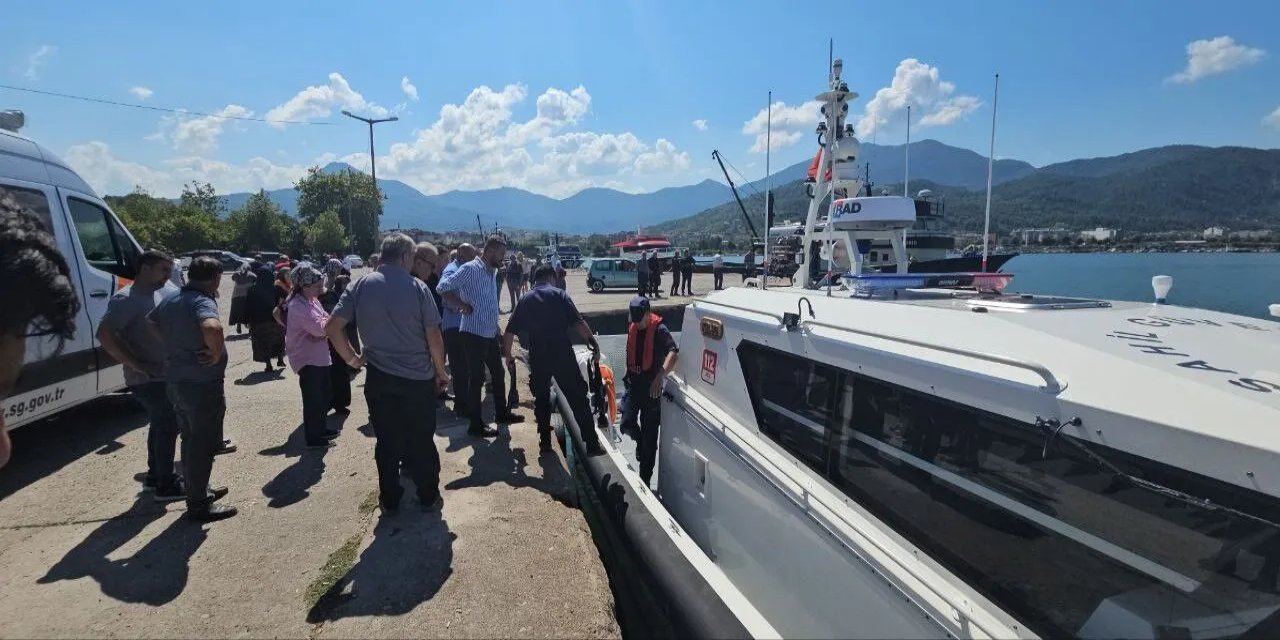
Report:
556,55,1280,639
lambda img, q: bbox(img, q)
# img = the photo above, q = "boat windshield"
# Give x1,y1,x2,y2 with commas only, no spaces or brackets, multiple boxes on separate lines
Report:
739,341,1280,639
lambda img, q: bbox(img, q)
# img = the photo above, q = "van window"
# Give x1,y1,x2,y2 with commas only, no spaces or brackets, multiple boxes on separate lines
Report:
68,197,139,279
619,260,635,272
0,184,54,232
595,261,614,272
737,340,1280,638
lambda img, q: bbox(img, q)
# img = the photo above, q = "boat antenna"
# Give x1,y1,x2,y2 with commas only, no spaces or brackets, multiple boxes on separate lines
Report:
904,105,911,197
764,90,772,290
476,214,484,236
827,38,833,84
863,162,872,197
981,73,1000,272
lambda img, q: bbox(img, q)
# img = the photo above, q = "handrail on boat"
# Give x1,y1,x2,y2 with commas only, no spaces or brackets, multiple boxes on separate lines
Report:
691,298,1064,394
803,319,1065,394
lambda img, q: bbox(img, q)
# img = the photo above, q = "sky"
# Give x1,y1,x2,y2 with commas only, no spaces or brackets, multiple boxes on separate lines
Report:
4,0,1278,199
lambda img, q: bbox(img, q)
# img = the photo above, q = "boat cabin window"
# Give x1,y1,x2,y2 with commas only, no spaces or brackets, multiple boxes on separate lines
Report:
738,341,1280,639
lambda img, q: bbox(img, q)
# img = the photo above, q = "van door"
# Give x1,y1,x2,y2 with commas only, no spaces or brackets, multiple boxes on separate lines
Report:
0,179,100,427
58,189,142,394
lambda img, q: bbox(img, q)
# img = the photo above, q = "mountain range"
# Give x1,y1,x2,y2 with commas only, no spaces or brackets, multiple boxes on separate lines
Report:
214,139,1279,236
655,144,1280,238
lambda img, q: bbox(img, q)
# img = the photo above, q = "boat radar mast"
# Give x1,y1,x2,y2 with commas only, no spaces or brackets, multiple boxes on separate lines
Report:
798,55,920,291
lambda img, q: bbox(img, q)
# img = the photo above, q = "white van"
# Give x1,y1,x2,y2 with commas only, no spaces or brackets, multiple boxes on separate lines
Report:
1,124,144,428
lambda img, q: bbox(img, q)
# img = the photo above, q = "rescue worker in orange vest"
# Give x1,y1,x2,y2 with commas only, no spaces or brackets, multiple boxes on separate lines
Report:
621,296,679,488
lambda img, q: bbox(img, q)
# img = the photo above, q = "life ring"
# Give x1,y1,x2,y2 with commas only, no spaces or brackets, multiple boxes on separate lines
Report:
598,362,618,425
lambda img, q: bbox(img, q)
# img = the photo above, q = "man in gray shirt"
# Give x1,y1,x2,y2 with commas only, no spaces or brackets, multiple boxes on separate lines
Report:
327,232,451,514
97,250,184,500
148,256,235,522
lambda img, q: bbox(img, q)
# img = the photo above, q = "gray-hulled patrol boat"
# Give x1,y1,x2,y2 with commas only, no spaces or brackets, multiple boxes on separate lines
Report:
554,53,1280,639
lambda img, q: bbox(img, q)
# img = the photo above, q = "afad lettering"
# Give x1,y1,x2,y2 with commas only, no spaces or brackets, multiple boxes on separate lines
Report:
833,200,863,216
1128,317,1268,331
1106,330,1276,392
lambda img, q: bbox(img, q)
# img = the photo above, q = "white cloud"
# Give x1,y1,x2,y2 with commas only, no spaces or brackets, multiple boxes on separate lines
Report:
1265,106,1280,131
401,76,419,101
155,105,252,155
692,119,708,131
742,100,821,153
379,83,685,197
129,86,154,100
856,59,981,138
24,45,55,80
1167,36,1265,84
264,72,388,127
65,141,313,197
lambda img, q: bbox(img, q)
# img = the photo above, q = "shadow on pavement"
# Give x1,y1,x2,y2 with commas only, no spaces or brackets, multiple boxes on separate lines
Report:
37,497,207,606
233,370,285,386
0,398,148,502
443,428,574,508
306,513,455,622
259,423,328,508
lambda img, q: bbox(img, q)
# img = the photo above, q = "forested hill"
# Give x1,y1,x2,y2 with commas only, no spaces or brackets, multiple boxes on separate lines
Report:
653,145,1280,240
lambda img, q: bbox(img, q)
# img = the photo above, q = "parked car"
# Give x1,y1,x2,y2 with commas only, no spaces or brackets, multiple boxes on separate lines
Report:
180,249,247,272
585,258,638,292
343,254,364,269
253,251,283,265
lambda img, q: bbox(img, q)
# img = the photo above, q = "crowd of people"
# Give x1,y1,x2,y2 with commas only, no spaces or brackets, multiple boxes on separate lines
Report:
634,249,698,298
0,198,680,522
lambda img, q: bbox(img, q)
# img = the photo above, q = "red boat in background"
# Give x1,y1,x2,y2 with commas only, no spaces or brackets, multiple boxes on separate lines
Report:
611,234,684,261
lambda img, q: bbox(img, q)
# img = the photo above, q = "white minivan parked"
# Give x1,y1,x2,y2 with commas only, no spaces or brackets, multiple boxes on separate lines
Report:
1,123,144,429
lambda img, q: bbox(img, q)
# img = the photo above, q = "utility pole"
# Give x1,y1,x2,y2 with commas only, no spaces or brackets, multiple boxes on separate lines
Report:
341,110,398,253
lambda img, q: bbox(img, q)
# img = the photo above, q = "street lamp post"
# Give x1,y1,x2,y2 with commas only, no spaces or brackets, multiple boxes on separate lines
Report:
340,110,398,254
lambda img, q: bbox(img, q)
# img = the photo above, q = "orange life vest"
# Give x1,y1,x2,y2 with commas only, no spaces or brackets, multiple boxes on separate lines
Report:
626,314,662,375
599,362,618,425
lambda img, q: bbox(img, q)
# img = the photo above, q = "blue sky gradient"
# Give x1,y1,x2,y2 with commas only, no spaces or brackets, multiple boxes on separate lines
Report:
4,0,1277,198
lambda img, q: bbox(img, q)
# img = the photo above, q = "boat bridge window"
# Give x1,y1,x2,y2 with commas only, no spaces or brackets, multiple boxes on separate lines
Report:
738,341,1280,639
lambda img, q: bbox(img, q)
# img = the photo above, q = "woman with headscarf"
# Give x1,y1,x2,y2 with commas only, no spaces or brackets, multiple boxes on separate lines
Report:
229,261,257,334
276,263,336,448
245,262,286,372
322,257,348,290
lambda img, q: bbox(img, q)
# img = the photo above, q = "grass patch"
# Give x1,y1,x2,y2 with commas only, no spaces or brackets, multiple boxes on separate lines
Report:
357,489,380,515
304,533,363,611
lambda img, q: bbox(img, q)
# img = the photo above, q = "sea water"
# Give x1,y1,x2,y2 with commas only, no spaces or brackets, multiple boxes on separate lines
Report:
1003,252,1280,319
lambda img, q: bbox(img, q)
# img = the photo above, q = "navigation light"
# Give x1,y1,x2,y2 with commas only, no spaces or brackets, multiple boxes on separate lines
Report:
1152,275,1173,305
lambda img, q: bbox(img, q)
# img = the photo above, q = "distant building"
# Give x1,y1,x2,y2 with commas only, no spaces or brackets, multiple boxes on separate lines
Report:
1203,226,1227,239
1079,227,1118,242
1229,229,1273,241
1015,227,1072,244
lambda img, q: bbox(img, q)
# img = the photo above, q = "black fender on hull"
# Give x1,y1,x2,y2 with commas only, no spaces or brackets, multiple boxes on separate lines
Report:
552,385,751,640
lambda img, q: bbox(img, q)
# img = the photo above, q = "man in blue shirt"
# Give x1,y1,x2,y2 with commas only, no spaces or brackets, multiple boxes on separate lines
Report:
503,266,603,454
326,233,451,513
438,235,526,437
621,296,679,488
97,249,183,500
148,256,235,521
439,244,475,416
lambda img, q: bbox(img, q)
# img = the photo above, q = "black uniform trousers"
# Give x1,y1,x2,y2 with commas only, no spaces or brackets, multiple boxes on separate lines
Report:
648,271,661,297
529,350,600,447
713,267,724,290
462,331,509,427
636,272,648,296
621,373,662,485
443,328,469,413
364,365,440,507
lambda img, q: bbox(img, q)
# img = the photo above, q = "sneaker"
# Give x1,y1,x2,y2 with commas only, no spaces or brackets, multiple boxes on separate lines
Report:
467,424,498,438
141,476,158,492
324,430,340,440
495,412,525,425
207,485,230,501
153,481,187,503
331,407,351,415
306,440,337,450
186,504,238,522
215,440,237,455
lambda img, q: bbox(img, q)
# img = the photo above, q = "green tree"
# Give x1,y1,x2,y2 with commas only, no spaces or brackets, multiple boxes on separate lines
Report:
295,167,380,255
226,190,291,254
304,209,349,256
179,181,225,219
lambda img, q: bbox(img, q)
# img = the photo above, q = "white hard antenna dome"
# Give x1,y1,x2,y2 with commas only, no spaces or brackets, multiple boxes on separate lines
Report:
916,189,933,198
